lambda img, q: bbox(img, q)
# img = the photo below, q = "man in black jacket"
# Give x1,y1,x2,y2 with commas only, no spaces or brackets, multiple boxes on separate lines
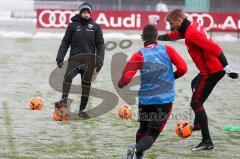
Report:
55,2,105,117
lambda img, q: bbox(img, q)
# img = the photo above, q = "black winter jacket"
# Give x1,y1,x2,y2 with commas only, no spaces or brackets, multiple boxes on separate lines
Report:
56,15,105,65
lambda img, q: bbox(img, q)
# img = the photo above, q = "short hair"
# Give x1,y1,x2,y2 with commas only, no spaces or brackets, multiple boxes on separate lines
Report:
142,24,158,41
165,8,186,21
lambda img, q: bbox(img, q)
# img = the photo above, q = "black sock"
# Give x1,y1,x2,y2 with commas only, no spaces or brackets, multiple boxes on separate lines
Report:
194,108,211,141
79,96,89,111
135,135,154,156
135,129,160,156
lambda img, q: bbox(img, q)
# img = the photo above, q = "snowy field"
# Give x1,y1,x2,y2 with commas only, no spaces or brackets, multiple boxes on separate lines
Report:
0,22,240,158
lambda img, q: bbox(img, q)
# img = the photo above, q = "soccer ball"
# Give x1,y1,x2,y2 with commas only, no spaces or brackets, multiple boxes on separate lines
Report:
29,97,43,110
118,105,132,119
175,120,192,138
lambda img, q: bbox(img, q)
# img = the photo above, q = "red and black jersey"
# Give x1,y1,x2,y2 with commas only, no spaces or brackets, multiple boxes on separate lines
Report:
168,21,223,76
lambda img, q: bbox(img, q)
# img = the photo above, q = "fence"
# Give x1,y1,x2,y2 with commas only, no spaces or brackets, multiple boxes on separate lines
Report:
34,0,240,13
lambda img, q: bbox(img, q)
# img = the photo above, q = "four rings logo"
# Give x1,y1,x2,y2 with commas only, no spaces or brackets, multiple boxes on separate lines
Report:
185,13,214,31
38,10,78,28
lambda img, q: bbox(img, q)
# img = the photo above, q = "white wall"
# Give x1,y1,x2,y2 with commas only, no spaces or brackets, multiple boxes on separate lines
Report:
0,0,34,11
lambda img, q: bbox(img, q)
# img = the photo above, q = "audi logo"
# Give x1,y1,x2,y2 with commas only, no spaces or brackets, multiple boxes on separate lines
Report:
37,10,215,30
185,13,214,31
38,10,78,28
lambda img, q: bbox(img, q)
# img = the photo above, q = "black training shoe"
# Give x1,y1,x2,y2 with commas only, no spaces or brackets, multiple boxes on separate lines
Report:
124,144,144,159
78,111,90,118
192,140,214,151
135,155,144,159
55,99,67,108
135,150,144,159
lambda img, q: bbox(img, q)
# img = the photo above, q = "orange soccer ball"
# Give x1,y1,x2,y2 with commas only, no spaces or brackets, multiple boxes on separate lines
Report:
118,105,132,119
29,97,43,110
175,120,192,138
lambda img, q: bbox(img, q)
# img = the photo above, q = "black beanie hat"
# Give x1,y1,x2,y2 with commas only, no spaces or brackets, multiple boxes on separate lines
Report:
79,2,93,14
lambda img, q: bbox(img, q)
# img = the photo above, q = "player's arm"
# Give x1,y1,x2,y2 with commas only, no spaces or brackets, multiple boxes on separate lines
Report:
158,34,171,41
56,23,73,63
165,45,188,79
118,52,143,88
218,52,239,79
95,24,105,73
158,30,184,41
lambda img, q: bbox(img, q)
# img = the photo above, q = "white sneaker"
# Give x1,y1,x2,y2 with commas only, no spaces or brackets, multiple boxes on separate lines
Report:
125,144,135,159
125,144,144,159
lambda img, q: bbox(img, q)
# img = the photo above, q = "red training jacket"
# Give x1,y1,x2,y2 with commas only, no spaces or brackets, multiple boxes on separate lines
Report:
168,21,223,76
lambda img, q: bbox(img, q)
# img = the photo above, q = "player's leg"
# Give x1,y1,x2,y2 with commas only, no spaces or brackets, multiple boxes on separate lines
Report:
78,65,94,113
136,106,148,143
134,104,172,158
133,106,148,158
61,61,79,101
191,71,225,151
55,59,79,107
125,122,147,159
191,73,212,150
54,61,79,121
190,73,204,131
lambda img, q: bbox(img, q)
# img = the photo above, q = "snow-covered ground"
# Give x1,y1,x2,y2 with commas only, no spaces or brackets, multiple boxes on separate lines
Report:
0,19,239,158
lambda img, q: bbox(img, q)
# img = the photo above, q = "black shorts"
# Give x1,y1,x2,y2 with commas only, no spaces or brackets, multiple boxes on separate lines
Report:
191,70,225,107
138,103,172,132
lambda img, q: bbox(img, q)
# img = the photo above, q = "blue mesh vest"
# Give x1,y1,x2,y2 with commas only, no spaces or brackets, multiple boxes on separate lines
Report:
139,44,175,105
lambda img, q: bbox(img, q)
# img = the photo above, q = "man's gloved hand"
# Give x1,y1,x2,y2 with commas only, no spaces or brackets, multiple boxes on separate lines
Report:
224,65,239,79
57,60,63,69
96,63,103,73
